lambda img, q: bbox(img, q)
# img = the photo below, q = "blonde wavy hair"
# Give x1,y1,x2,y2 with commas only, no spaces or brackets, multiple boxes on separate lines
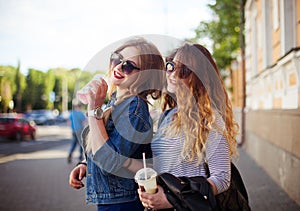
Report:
164,43,238,164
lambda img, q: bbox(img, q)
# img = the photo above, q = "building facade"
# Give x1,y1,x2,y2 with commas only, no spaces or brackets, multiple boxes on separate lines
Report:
235,0,300,205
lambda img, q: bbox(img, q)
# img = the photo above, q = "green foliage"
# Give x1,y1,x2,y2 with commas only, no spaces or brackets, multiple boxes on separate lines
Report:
53,77,63,111
23,69,47,109
0,65,26,112
193,0,241,71
13,61,25,112
0,63,99,113
49,68,96,109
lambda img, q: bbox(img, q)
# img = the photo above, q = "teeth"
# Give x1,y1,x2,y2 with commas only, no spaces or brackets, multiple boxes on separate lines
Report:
114,71,124,79
169,79,176,84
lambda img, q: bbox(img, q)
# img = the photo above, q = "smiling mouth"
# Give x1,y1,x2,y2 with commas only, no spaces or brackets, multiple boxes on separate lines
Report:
114,70,124,79
168,79,176,85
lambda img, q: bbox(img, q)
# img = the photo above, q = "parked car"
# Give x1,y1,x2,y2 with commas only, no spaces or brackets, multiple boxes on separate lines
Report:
25,110,56,125
0,114,37,141
56,111,70,123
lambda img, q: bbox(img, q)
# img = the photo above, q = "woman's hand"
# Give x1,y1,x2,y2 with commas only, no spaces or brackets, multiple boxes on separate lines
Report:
138,185,173,210
69,164,87,189
86,77,108,110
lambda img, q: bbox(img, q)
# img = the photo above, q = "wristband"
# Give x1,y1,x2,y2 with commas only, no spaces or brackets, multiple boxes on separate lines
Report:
76,161,87,167
124,158,132,168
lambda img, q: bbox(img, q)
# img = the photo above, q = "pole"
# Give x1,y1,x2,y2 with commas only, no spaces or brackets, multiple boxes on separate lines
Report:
239,0,246,146
62,77,68,112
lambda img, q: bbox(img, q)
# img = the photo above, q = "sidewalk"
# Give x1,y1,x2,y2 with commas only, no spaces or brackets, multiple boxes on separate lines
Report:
0,142,299,210
235,147,300,211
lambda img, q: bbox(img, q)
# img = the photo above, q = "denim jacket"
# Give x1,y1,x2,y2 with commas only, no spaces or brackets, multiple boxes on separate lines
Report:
83,95,153,204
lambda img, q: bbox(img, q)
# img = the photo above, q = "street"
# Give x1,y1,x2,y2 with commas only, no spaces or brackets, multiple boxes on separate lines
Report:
0,125,299,211
0,126,95,211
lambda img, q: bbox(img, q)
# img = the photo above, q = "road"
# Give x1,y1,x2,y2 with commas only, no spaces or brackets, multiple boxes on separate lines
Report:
0,125,95,211
0,125,299,211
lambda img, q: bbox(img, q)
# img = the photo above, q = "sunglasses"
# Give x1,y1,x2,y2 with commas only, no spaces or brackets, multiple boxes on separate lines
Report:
110,52,140,75
165,61,192,79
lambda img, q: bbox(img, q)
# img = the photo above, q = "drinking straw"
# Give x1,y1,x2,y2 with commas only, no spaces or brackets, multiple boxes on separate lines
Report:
143,152,147,179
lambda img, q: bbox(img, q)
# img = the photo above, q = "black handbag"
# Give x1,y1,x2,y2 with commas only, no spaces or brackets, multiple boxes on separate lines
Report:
203,162,251,211
157,173,216,211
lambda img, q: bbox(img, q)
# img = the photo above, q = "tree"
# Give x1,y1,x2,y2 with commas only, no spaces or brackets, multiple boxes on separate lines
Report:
44,70,56,109
13,61,25,112
0,64,101,113
193,0,241,74
0,65,21,112
23,69,49,110
48,67,96,110
53,77,63,111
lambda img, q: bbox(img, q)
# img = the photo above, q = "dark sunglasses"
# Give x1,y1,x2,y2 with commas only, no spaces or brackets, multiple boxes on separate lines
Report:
165,61,192,79
110,52,140,75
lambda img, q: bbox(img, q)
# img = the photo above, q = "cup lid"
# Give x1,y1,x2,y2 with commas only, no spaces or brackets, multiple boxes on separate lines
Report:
134,168,157,181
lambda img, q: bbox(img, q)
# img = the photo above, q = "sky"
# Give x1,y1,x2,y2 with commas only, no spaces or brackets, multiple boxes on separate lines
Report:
0,0,212,75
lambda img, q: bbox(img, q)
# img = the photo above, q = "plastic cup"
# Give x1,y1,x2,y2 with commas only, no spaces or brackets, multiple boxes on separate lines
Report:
77,74,103,104
135,168,157,194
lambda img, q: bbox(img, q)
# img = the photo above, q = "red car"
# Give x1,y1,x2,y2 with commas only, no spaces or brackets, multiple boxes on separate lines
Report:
0,114,37,141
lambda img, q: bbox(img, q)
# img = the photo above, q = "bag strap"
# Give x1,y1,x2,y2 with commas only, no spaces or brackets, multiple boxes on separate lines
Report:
157,109,173,128
202,151,249,202
230,163,249,202
202,150,210,178
206,163,249,203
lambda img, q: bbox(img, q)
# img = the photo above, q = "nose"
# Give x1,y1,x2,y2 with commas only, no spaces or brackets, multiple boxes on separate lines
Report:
171,66,178,75
167,70,176,80
114,62,123,71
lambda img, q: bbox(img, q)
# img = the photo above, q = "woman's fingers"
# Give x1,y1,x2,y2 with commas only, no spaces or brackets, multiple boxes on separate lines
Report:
138,188,155,208
86,78,108,107
138,186,172,210
69,166,86,189
70,178,84,189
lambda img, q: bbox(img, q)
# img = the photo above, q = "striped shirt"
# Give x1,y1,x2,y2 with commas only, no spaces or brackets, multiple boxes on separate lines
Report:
152,108,231,194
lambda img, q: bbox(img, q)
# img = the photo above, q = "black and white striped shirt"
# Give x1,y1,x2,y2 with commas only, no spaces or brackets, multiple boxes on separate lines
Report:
152,108,231,194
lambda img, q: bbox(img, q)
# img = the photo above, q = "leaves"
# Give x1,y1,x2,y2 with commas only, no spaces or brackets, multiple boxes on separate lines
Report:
193,0,241,72
0,65,95,112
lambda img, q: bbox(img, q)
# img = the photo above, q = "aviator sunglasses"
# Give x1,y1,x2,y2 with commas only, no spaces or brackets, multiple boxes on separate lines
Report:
165,61,192,79
110,52,140,75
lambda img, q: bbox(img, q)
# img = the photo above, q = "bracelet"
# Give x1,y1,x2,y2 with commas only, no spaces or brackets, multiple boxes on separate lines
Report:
76,161,87,167
124,158,132,168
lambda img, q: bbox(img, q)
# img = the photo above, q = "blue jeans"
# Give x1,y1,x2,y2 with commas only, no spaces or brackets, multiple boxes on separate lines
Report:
68,131,83,160
97,200,144,211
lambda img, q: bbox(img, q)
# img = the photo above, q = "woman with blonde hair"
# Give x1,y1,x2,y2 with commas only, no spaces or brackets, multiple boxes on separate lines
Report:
138,42,239,210
69,37,165,211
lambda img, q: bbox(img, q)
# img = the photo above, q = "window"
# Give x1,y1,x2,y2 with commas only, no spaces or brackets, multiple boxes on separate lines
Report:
272,0,279,30
280,0,297,55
